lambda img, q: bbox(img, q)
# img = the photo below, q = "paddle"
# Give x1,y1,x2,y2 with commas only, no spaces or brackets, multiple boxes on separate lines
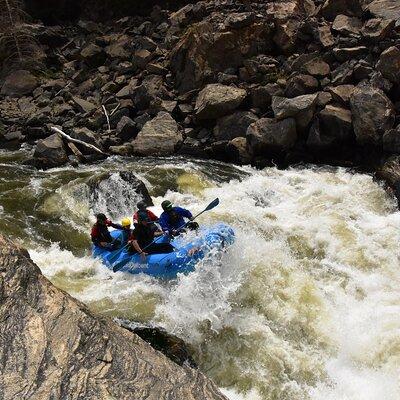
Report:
112,198,220,272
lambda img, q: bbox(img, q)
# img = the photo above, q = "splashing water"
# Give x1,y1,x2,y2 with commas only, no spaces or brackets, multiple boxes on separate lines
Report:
1,149,400,400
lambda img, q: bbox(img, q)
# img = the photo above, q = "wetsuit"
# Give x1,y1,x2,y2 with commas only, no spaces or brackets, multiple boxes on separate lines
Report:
159,207,193,233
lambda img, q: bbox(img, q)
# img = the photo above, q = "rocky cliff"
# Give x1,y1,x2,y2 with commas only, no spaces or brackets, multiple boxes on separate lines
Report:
1,0,400,174
0,234,227,400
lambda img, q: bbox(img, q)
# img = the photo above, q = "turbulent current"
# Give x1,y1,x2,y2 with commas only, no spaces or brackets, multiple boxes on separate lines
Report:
1,146,400,400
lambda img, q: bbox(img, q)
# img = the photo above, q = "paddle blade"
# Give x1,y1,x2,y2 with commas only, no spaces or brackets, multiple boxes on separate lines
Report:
205,198,219,211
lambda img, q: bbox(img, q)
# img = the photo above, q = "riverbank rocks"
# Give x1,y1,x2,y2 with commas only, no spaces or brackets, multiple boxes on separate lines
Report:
0,234,228,400
350,84,395,145
33,133,68,168
247,117,297,155
132,112,182,155
1,70,38,97
195,84,247,120
116,116,137,141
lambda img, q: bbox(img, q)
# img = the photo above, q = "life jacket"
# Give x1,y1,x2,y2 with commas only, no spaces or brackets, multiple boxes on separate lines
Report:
91,223,112,245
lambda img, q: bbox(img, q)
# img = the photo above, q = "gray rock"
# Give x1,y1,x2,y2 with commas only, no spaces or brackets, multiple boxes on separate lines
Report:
0,235,228,400
105,37,131,60
331,61,355,85
195,84,247,120
318,24,335,47
285,74,319,98
377,46,400,84
247,117,297,155
33,133,68,168
1,70,38,97
361,18,395,42
350,84,395,145
72,96,97,113
272,94,318,130
307,105,353,151
332,15,362,35
70,127,101,149
303,58,330,77
133,49,152,69
214,111,258,141
80,44,106,68
116,116,137,141
251,84,283,111
132,75,168,110
133,112,182,156
383,126,400,153
327,85,356,104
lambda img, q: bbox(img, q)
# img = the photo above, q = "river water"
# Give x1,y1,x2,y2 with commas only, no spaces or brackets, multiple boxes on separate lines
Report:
1,146,400,400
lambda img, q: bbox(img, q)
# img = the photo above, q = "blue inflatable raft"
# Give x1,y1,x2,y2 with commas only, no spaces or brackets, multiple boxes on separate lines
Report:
92,223,235,279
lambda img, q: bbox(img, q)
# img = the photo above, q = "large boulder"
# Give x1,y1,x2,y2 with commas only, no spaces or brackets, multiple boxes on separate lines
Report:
272,94,318,130
195,84,247,121
350,84,395,145
377,46,400,84
214,111,258,141
361,18,395,42
332,15,362,35
0,235,228,400
132,112,182,156
246,117,297,155
307,105,353,151
33,133,68,168
170,21,272,92
1,70,38,97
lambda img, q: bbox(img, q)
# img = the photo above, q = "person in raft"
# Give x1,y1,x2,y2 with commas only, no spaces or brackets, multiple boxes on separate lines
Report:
128,211,174,259
159,200,199,236
91,213,122,250
133,201,158,224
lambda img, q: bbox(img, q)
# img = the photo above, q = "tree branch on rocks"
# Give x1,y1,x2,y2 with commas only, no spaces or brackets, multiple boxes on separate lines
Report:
51,126,108,156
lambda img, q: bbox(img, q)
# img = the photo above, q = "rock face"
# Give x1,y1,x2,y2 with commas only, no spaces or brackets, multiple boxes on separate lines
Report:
132,112,182,155
0,235,227,400
33,133,68,168
247,117,297,155
195,84,247,120
1,70,38,97
350,85,395,145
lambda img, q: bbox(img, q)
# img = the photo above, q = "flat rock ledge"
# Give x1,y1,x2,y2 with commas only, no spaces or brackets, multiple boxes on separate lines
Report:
0,235,227,400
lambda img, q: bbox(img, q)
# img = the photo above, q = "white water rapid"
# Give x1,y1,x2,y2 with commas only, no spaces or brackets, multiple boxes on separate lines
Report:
1,150,399,400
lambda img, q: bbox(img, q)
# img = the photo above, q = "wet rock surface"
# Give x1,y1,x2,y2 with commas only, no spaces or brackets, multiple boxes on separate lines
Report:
0,234,227,400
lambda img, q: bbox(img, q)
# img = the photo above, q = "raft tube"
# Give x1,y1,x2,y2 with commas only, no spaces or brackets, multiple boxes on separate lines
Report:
92,223,235,279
